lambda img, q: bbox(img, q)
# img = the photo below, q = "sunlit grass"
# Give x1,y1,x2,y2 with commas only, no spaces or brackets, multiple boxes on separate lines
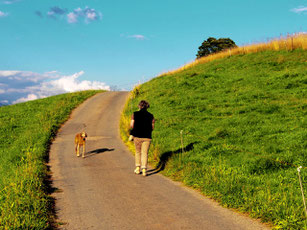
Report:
0,90,102,229
121,47,307,229
164,33,307,76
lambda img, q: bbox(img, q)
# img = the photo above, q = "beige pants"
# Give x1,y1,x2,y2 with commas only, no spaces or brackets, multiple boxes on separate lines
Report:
134,137,151,169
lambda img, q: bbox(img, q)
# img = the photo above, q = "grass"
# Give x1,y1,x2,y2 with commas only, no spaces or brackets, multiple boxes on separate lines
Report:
121,47,307,229
166,33,307,76
0,90,102,229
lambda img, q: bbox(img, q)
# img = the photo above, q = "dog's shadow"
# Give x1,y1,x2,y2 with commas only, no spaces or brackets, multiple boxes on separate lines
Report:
85,148,114,158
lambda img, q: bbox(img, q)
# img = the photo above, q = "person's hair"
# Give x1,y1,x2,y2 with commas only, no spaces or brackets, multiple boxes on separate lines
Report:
138,100,150,110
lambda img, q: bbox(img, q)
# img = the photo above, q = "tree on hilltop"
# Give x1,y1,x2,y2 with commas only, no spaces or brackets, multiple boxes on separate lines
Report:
196,37,237,59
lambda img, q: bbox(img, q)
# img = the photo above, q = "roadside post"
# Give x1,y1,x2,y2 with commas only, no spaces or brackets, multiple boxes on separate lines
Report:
297,166,307,219
180,130,184,164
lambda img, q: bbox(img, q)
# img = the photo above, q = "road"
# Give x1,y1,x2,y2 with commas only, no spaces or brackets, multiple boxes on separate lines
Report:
49,91,270,230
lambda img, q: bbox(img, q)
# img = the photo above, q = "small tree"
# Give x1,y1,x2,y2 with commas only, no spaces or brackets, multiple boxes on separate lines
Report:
196,37,237,59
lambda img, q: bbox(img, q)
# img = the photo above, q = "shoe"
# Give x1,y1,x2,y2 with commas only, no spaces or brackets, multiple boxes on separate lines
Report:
134,167,140,174
128,135,134,141
142,168,147,177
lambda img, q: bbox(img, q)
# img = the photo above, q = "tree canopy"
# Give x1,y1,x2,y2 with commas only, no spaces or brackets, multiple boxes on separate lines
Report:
196,37,237,59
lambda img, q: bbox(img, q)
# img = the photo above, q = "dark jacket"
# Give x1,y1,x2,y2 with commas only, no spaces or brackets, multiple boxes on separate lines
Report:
131,109,154,138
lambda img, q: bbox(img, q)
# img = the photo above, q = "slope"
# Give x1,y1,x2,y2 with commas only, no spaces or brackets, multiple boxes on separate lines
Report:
0,90,101,229
121,49,307,229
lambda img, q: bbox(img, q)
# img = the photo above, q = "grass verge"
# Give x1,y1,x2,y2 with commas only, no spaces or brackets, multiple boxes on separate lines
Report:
0,90,102,229
121,49,307,229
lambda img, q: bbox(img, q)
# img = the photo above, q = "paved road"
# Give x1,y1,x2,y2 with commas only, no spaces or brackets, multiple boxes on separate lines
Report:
49,91,270,230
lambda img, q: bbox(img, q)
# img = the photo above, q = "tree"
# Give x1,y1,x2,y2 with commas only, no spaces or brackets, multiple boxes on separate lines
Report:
196,37,237,59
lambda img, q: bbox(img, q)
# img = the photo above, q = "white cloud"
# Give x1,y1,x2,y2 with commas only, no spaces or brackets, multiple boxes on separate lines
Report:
3,0,20,4
41,71,110,92
87,12,97,20
67,12,78,23
126,34,147,40
0,71,19,77
44,70,58,75
0,70,50,82
67,6,102,24
47,11,55,17
40,6,102,24
13,94,38,104
291,6,307,13
74,7,82,13
0,100,8,104
0,11,8,17
0,70,110,104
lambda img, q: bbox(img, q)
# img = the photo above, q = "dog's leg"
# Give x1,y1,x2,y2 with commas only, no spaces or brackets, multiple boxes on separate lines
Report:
82,144,85,158
77,144,80,157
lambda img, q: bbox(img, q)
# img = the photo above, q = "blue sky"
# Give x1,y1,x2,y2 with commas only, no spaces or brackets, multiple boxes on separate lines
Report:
0,0,306,104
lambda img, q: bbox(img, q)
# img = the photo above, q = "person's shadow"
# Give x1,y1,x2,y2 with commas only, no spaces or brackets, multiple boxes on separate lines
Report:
85,148,114,158
146,142,196,176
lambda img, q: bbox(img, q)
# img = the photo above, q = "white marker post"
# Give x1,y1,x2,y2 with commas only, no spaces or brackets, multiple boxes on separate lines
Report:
297,166,307,219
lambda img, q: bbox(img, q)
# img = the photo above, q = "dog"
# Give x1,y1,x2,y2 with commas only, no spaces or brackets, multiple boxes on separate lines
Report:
75,132,87,158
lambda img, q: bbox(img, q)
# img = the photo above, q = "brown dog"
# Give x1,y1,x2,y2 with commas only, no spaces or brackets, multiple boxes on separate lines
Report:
75,132,87,158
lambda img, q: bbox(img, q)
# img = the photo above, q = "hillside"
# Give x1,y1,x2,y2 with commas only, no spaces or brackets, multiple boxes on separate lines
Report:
0,91,102,229
121,49,307,229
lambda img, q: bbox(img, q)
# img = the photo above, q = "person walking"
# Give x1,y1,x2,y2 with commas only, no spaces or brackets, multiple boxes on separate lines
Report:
130,100,155,176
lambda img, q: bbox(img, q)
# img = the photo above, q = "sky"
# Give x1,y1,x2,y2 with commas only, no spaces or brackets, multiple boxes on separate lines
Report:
0,0,306,105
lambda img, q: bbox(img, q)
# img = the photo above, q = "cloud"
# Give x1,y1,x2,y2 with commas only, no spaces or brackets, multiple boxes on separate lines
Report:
40,71,110,92
0,70,51,83
40,6,102,24
0,70,110,104
67,12,78,23
50,6,67,15
2,0,20,4
291,6,307,13
121,34,147,40
0,11,8,17
35,11,43,18
128,34,146,40
47,6,68,19
13,94,38,104
0,100,9,106
67,7,102,24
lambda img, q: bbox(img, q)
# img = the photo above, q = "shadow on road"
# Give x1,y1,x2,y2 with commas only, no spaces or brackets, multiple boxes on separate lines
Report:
146,142,197,176
85,148,114,158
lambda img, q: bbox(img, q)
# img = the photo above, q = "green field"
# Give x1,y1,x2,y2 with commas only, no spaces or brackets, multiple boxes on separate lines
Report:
0,90,101,229
121,50,307,229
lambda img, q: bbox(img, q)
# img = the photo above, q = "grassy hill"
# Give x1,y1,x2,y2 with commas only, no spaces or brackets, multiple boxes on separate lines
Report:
0,90,101,229
121,48,307,229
